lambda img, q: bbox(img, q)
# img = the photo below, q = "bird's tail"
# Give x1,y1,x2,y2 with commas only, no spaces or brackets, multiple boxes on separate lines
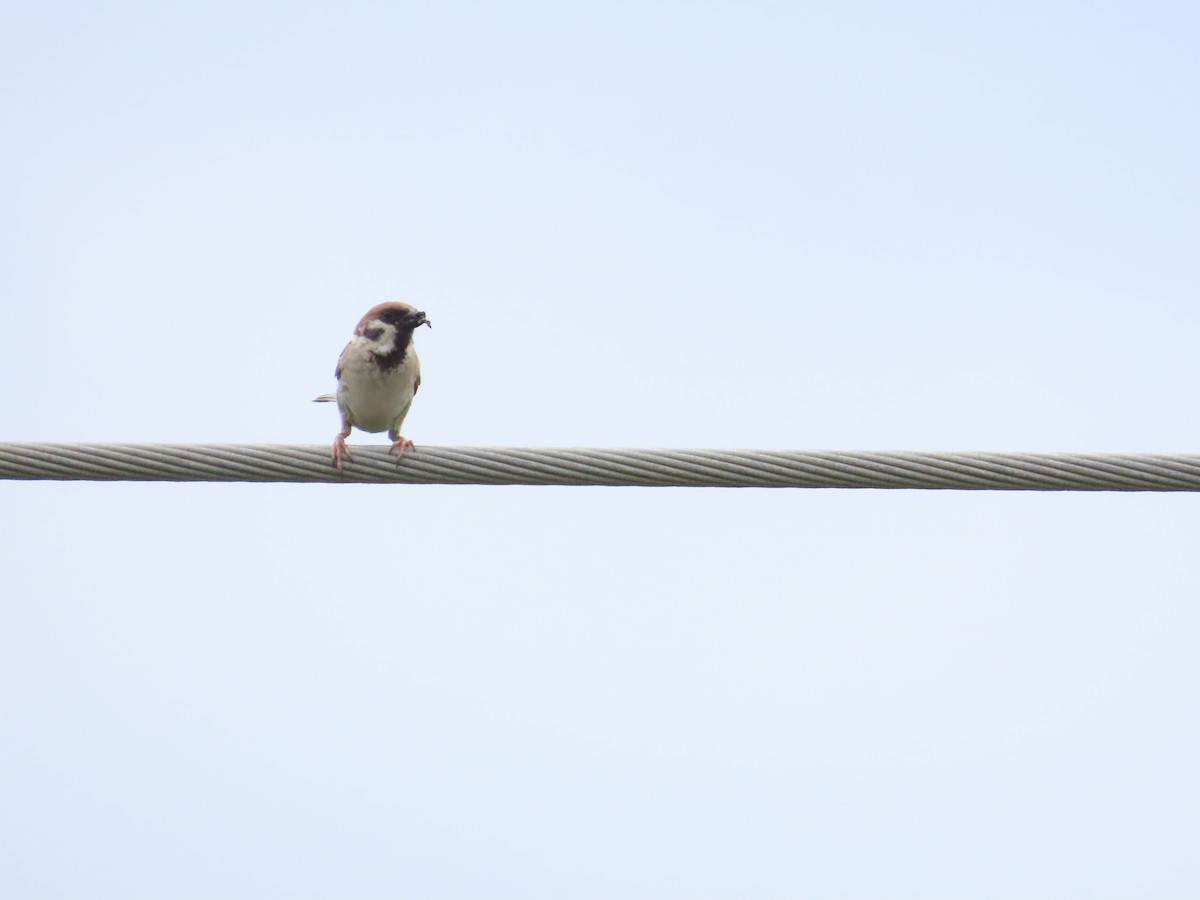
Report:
312,393,338,403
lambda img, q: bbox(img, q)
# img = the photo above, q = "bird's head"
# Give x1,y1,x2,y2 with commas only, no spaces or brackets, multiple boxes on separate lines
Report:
355,302,432,352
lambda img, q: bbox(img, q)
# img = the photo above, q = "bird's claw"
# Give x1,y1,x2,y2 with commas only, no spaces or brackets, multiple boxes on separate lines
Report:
389,438,415,461
332,434,354,471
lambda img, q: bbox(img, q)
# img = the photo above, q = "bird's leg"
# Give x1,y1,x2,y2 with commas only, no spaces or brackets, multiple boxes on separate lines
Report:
388,429,415,460
332,425,354,470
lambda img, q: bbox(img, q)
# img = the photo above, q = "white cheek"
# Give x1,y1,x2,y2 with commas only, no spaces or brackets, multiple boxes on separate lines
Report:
361,321,398,352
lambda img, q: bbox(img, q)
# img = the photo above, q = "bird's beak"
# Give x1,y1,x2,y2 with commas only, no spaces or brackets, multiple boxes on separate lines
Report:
418,313,432,328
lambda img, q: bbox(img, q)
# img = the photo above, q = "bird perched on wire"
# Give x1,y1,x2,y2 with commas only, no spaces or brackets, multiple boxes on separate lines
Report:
314,302,432,470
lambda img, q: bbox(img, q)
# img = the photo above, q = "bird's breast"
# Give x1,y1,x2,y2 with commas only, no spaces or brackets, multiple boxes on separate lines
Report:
338,344,420,433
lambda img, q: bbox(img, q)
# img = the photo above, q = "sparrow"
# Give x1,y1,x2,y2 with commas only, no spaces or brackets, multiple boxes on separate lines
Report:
314,302,432,470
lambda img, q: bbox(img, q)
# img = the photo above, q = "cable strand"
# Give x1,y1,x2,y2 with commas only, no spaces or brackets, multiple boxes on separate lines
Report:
4,442,1200,491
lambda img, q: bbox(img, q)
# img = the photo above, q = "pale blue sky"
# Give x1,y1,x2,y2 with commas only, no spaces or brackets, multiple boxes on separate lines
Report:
3,2,1199,897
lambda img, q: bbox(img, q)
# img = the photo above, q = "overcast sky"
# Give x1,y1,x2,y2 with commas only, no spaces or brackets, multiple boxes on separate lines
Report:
3,2,1199,897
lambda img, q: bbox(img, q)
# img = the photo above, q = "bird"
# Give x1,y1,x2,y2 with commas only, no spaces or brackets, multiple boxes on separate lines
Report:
314,302,431,470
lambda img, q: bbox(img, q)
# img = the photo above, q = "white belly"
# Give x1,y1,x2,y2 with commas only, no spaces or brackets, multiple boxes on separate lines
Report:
338,348,420,434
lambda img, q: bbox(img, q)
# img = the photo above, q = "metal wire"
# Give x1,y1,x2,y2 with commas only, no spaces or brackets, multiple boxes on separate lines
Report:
3,442,1200,490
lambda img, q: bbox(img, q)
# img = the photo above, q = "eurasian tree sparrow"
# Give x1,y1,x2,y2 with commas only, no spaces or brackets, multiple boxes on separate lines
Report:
314,302,432,470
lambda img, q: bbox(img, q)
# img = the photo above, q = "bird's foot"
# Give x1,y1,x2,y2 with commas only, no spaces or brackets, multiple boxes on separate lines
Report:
332,434,354,471
389,437,415,461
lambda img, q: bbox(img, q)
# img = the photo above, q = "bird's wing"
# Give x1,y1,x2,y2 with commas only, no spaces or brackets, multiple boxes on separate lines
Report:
334,340,353,380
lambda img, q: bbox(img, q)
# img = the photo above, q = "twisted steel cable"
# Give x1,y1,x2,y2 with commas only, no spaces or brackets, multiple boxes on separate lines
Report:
3,442,1200,490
